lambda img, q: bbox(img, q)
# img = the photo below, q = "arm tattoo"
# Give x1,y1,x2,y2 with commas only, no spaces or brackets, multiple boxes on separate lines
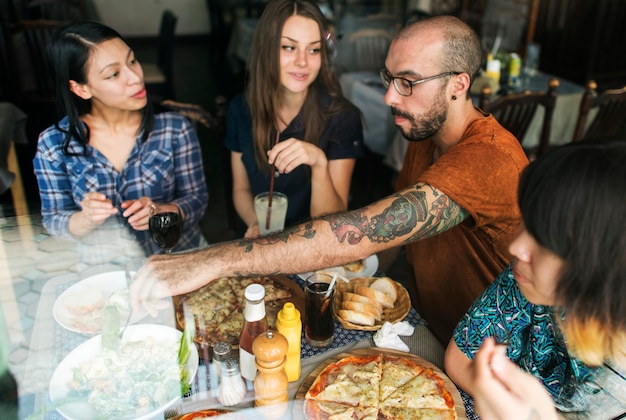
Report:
329,185,468,245
236,221,316,252
234,185,468,251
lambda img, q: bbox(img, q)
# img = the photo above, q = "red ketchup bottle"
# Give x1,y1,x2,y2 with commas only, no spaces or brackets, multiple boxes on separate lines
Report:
239,283,268,381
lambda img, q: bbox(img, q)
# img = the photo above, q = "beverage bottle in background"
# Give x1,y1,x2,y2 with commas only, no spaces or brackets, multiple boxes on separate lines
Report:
508,53,521,87
275,302,301,382
239,284,268,381
0,302,18,420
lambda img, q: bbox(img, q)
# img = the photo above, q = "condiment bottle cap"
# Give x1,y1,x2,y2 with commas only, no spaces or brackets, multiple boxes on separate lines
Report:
277,302,300,326
222,358,241,375
213,341,232,362
245,283,265,301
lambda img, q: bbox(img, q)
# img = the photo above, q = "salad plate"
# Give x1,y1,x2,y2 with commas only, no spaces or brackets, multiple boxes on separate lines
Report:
297,254,379,281
49,324,199,420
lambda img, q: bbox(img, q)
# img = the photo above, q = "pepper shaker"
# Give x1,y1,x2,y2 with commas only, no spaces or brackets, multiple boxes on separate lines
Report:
252,330,289,417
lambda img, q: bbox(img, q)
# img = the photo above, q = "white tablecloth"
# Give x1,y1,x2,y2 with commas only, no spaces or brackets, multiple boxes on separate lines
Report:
339,72,399,156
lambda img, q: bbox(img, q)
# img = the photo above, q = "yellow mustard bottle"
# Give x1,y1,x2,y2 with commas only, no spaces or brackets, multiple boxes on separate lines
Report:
275,302,301,382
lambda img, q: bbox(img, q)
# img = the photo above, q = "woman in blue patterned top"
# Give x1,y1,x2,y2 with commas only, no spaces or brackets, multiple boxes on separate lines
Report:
445,140,626,417
225,0,364,238
33,22,208,256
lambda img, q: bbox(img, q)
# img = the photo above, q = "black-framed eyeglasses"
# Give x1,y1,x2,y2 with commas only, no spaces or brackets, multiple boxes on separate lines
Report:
379,70,461,96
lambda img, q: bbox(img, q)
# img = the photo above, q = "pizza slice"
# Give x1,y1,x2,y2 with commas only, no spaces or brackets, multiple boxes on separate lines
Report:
379,355,425,402
303,400,379,420
305,355,382,407
256,276,293,301
379,406,457,420
380,368,455,410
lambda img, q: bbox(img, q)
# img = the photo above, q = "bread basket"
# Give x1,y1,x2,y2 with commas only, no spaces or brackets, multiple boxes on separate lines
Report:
333,277,411,331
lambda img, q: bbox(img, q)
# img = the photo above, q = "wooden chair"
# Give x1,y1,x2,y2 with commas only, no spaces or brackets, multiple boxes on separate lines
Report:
346,28,393,73
143,9,177,100
5,19,64,108
25,0,88,20
571,80,626,143
480,78,560,159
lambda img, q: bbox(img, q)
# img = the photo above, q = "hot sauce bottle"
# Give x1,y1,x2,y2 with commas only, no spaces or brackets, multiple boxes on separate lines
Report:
239,283,268,381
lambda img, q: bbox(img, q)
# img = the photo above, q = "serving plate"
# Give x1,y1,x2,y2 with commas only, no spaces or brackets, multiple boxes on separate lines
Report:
295,348,468,420
53,270,147,334
49,324,198,420
174,275,304,351
297,254,379,281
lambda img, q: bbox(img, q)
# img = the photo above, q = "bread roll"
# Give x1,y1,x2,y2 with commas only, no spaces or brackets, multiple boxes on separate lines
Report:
354,285,395,309
344,292,383,315
64,287,105,316
369,277,398,303
337,309,375,326
341,300,381,321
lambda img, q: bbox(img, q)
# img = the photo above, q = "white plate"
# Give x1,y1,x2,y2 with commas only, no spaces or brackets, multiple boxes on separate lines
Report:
53,271,147,334
49,324,199,420
298,254,379,280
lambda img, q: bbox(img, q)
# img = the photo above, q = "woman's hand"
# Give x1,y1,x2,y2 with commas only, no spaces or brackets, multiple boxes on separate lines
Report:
77,192,118,228
120,197,157,231
470,337,558,420
244,222,260,238
268,138,327,174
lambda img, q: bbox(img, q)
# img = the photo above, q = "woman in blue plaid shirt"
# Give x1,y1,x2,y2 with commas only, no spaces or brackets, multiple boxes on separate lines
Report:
33,22,208,256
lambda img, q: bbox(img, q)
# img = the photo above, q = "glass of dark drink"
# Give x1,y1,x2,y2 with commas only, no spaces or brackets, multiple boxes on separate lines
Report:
304,273,335,347
149,205,183,253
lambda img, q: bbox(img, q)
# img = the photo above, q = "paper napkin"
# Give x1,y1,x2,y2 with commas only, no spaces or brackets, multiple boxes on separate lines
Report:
373,321,414,352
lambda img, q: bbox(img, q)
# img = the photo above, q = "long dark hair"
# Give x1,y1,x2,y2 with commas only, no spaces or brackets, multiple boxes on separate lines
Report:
246,0,353,174
518,139,626,365
46,21,153,156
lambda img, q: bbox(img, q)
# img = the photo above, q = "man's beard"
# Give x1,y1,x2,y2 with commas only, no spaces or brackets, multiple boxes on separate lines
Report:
392,91,448,142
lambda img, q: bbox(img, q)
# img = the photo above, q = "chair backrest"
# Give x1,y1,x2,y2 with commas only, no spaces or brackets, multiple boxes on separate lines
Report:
347,28,393,73
26,0,88,21
6,19,63,106
480,78,560,158
571,80,626,142
157,9,177,81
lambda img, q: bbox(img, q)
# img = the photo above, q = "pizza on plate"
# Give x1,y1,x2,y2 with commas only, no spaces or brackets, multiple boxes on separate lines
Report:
176,276,293,347
304,354,456,419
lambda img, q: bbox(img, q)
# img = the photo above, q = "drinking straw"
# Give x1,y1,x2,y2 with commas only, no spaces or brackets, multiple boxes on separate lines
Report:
265,129,280,230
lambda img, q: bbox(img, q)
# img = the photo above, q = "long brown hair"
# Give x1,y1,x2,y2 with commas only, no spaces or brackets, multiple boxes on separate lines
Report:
246,0,351,174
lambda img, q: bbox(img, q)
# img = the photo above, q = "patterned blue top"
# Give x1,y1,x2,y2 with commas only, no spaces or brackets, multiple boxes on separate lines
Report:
33,112,208,256
453,264,596,402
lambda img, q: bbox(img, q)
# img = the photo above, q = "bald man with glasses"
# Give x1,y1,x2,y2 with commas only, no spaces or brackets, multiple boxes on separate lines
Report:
133,15,528,346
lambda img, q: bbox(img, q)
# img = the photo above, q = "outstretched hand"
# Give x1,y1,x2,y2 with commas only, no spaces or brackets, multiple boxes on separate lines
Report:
267,138,327,174
470,337,558,420
129,250,217,317
120,196,157,231
79,192,118,227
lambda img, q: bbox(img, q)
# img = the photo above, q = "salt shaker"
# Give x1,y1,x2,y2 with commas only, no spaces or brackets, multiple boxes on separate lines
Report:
217,358,246,406
212,341,232,380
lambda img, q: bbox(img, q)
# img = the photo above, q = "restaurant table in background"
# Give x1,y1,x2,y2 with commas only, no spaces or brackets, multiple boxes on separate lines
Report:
339,71,398,156
2,214,625,419
340,71,588,173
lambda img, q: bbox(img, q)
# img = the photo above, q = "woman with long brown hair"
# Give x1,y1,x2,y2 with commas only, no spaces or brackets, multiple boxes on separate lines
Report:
225,0,364,238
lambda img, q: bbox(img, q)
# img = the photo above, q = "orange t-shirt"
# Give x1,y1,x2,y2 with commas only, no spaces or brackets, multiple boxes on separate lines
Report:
395,113,528,344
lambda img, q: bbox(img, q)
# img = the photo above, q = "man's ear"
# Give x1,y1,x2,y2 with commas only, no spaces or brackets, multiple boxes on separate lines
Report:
69,80,92,100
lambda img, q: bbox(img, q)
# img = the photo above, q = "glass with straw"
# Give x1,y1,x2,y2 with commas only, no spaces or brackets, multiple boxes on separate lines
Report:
254,129,288,235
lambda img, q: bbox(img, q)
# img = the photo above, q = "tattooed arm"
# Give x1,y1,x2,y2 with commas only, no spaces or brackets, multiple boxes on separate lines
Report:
131,182,468,312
